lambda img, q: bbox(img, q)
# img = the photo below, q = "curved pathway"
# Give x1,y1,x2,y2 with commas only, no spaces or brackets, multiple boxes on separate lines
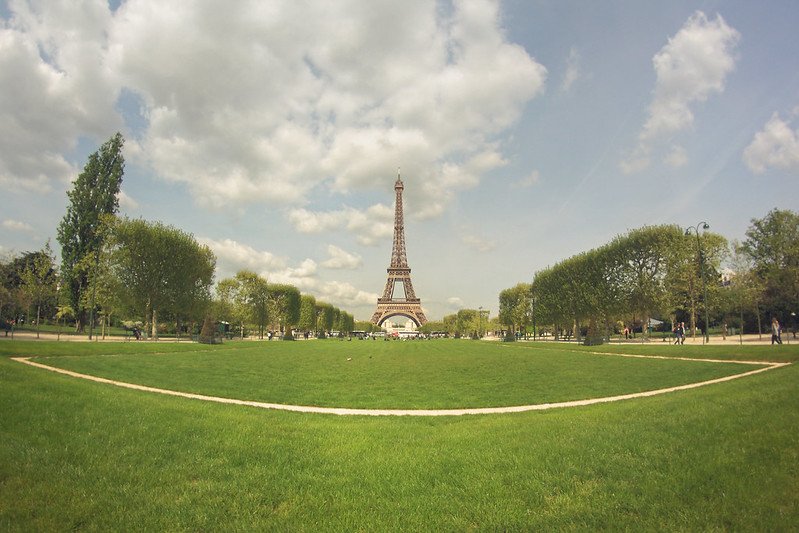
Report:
12,355,790,417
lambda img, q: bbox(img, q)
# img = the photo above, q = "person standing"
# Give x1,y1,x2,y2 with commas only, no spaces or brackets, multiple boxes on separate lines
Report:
771,317,783,345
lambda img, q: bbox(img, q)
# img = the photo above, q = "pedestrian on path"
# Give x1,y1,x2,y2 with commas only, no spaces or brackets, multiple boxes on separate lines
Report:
771,317,782,345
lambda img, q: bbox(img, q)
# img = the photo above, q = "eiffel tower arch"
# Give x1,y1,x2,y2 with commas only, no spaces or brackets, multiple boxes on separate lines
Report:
371,170,428,328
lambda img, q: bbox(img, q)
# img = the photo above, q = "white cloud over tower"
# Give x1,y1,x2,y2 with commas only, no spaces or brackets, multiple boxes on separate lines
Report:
1,0,546,224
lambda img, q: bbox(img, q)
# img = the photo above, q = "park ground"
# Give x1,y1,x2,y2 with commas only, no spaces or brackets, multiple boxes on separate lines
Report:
1,338,797,530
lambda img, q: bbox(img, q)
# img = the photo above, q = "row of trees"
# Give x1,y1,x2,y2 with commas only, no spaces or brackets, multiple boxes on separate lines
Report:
0,133,354,341
418,308,495,338
214,270,355,339
498,210,799,342
0,216,218,340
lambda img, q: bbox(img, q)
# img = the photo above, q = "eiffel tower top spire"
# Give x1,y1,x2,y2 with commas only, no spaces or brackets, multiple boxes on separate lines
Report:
390,169,408,269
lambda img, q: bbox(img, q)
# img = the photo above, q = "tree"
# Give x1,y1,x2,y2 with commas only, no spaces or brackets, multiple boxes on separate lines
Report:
665,231,727,339
269,284,301,339
339,311,355,335
216,271,269,339
240,272,270,339
499,283,531,339
57,133,125,331
724,241,765,337
216,277,249,339
108,217,215,340
317,302,335,337
298,294,317,334
615,225,683,338
741,209,799,327
55,304,75,340
418,320,446,335
355,320,381,334
19,241,58,338
2,249,59,326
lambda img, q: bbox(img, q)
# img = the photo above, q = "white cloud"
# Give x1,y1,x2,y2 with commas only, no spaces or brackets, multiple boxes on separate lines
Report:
622,11,739,173
313,281,378,307
664,145,688,168
561,47,581,92
267,258,320,290
199,237,286,278
447,297,465,309
118,190,139,211
1,0,546,218
743,112,799,174
321,245,362,270
198,236,376,309
512,169,540,188
288,204,393,246
0,1,121,192
461,234,496,253
2,219,34,233
620,149,651,175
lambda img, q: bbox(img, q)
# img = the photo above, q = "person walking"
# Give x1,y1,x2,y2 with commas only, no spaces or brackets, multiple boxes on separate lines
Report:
673,322,685,345
771,317,782,345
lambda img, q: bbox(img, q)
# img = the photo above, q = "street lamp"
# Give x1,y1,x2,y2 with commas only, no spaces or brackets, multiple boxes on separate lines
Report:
685,222,710,344
478,306,483,339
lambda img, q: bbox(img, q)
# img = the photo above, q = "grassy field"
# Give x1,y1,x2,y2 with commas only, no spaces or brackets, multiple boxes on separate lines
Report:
1,339,797,530
7,340,770,409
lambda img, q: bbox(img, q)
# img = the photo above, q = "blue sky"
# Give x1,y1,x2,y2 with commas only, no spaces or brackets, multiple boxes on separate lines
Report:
1,0,798,321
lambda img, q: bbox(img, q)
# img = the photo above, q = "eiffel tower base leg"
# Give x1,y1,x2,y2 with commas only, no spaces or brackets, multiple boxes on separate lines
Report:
371,300,427,328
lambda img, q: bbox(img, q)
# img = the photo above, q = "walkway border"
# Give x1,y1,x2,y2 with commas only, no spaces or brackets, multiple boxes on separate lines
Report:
12,356,790,417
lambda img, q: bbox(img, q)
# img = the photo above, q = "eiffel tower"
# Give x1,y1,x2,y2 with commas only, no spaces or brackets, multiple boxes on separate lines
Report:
371,170,428,327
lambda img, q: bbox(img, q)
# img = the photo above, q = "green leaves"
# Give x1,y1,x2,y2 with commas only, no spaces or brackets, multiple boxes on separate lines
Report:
526,224,728,337
107,217,215,338
57,133,125,330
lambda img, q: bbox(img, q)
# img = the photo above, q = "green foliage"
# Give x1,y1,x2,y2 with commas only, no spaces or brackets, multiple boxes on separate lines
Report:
741,208,799,323
316,301,335,335
216,271,269,339
57,133,125,330
1,249,59,324
337,311,355,334
198,315,218,344
18,241,58,337
298,294,316,332
355,320,381,333
499,283,531,334
107,217,215,339
524,224,728,340
418,320,446,335
268,284,301,338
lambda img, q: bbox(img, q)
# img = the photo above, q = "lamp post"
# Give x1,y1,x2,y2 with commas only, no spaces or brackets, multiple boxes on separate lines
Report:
685,222,710,344
478,306,483,340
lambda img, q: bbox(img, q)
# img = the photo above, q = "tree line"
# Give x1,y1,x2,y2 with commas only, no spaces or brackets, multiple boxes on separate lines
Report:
498,211,799,342
0,133,354,340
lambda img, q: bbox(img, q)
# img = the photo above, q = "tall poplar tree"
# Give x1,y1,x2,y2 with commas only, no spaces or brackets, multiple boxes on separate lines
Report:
57,133,125,331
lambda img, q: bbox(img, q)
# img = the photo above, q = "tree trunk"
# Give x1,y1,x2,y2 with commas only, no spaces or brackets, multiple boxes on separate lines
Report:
36,304,41,339
151,308,158,341
75,309,86,333
756,303,763,340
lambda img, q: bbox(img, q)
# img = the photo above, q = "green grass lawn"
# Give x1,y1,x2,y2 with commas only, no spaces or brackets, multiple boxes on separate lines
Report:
1,339,797,530
6,340,775,410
